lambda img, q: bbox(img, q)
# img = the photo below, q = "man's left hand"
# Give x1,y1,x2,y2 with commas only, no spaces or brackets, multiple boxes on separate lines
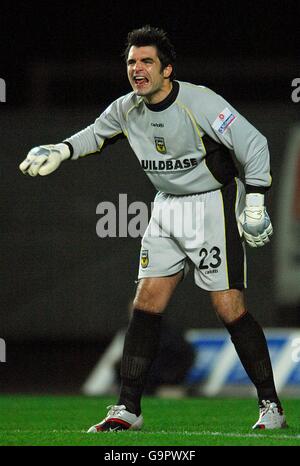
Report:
238,193,273,247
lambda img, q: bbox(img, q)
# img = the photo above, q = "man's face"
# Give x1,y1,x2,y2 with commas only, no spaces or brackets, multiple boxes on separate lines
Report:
127,45,172,103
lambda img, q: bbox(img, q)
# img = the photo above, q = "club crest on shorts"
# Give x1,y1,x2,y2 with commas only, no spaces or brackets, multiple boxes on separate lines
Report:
140,249,149,268
154,137,167,154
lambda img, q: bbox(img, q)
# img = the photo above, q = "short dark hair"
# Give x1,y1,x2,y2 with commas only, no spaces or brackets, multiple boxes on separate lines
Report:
123,25,176,80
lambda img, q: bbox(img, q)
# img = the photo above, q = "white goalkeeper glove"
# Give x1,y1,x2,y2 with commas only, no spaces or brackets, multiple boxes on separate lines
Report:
238,193,273,247
19,143,70,176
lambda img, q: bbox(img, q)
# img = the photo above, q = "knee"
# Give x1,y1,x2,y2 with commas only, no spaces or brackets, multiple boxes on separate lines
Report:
133,281,166,314
133,294,163,314
211,289,246,324
133,275,182,314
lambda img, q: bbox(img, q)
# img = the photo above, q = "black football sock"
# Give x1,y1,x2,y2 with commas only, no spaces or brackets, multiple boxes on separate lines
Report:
225,312,281,407
117,309,162,416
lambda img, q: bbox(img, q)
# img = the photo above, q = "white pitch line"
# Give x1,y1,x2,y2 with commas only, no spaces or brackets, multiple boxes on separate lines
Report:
4,430,300,441
151,430,300,441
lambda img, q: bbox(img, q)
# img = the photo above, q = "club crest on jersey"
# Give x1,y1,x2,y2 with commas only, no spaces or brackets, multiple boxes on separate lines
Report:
140,250,149,268
154,137,167,154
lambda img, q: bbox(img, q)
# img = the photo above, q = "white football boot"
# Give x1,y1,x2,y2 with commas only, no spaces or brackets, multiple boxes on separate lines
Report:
87,405,144,432
252,400,287,429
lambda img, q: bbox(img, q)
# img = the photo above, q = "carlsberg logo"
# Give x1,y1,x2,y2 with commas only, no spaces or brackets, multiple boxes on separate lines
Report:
0,78,6,102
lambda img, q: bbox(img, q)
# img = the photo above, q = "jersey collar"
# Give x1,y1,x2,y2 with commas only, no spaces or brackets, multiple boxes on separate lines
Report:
144,81,179,112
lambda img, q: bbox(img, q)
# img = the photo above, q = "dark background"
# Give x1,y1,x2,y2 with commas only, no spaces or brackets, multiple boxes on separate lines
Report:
1,0,299,106
0,0,299,392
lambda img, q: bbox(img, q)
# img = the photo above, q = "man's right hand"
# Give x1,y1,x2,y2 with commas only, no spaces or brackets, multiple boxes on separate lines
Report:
19,143,71,176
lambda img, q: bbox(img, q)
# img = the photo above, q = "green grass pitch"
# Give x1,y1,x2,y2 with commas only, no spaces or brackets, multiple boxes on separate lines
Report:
0,395,299,446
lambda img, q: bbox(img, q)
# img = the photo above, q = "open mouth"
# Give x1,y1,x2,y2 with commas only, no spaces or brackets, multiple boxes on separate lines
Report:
134,76,149,86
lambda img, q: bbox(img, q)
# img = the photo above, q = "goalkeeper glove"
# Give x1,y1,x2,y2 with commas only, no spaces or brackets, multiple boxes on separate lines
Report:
238,193,273,247
19,143,70,176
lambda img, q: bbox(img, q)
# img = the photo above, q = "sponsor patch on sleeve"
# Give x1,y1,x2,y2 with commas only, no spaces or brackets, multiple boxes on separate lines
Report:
212,107,237,135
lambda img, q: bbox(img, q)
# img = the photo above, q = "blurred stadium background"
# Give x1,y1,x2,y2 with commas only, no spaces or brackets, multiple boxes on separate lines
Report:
0,1,300,397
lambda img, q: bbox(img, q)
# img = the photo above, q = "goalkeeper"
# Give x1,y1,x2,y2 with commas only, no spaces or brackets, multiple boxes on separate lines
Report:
19,25,286,431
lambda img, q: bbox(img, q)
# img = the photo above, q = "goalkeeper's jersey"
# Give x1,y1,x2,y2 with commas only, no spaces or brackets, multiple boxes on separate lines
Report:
65,80,271,195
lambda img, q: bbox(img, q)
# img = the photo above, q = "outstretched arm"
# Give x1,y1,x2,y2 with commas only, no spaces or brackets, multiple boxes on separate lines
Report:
19,99,124,176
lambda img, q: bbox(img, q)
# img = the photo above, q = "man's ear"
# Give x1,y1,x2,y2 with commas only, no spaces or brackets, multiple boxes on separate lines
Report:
163,64,172,79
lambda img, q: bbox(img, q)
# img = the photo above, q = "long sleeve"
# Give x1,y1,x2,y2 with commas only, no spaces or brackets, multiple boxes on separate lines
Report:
193,87,272,192
64,99,124,160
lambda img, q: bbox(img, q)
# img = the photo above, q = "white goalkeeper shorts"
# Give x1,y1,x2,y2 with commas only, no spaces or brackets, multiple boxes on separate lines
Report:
138,178,247,291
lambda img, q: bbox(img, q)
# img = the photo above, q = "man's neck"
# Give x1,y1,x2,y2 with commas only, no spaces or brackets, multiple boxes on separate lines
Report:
143,81,173,105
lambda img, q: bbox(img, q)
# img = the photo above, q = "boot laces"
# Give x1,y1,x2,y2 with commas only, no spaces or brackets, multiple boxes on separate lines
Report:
106,405,126,417
259,400,276,416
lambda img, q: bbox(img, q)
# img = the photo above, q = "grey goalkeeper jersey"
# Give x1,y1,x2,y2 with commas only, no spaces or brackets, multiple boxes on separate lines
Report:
65,80,271,195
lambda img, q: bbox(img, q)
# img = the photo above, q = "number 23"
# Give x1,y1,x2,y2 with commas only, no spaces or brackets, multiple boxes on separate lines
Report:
198,247,222,270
